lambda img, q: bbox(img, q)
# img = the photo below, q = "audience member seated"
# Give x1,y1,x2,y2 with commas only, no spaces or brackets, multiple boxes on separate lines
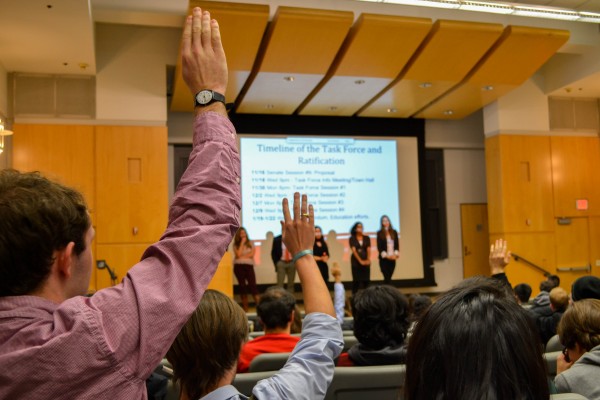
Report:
237,286,300,372
532,287,569,345
555,299,600,399
531,275,561,310
405,277,549,399
167,193,343,400
571,275,600,301
337,285,409,366
515,283,534,308
408,295,432,336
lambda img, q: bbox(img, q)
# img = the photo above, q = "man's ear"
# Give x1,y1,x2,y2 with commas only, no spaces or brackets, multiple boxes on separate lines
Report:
289,309,295,323
56,242,76,279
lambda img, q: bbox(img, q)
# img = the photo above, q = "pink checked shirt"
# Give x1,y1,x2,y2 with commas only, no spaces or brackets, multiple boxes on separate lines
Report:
0,112,241,399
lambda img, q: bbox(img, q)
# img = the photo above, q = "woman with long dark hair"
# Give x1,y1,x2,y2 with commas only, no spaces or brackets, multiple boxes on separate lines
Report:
313,226,330,284
405,277,549,400
233,227,259,311
376,215,399,285
349,222,371,295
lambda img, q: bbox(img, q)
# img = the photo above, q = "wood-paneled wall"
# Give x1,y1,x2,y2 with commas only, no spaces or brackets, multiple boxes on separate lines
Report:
486,134,600,293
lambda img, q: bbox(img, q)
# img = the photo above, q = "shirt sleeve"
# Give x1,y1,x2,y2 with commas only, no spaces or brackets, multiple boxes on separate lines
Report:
252,313,344,400
554,372,572,393
81,112,241,380
334,283,345,324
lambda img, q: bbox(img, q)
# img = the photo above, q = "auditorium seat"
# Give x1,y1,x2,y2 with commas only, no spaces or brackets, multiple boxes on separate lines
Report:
324,364,406,400
232,371,277,396
544,351,561,378
248,331,265,339
342,335,359,352
546,334,562,353
248,352,291,372
550,394,589,399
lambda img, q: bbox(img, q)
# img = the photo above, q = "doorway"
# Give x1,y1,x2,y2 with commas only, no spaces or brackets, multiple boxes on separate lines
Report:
461,204,490,278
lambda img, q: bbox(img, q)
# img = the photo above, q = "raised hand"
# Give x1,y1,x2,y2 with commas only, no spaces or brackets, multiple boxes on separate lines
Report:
181,7,228,95
489,238,511,275
281,193,314,258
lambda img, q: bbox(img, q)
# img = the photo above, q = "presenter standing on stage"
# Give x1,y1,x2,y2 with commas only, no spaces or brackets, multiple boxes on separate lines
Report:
377,215,400,285
349,222,371,295
313,226,330,285
233,227,259,311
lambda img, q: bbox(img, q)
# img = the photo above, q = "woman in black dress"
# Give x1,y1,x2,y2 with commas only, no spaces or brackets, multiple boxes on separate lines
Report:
313,226,330,284
377,215,400,285
349,222,371,295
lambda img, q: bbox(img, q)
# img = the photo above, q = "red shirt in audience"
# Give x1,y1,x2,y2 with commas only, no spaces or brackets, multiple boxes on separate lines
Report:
237,334,301,372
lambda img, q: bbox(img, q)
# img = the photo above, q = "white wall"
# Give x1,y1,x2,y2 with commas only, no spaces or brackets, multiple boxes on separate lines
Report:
417,111,488,294
95,23,180,124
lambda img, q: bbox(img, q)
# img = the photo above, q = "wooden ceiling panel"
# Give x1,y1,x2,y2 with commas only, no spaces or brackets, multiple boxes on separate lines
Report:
415,26,570,119
300,14,432,116
360,20,504,118
237,7,353,114
170,1,269,112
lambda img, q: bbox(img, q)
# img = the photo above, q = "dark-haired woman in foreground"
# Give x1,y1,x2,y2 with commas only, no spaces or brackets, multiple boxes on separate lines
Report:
349,222,371,295
405,276,549,400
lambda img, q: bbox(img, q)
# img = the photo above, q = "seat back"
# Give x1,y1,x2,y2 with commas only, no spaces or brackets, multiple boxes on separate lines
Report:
544,351,561,378
546,334,562,353
248,352,291,372
232,371,277,397
324,364,406,400
342,336,359,352
550,394,589,400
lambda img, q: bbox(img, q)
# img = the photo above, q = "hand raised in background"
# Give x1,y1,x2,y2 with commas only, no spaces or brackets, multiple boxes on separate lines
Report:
181,7,228,95
489,238,511,275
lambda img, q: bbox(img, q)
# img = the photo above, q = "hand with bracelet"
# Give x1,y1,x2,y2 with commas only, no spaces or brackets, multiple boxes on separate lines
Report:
281,192,335,317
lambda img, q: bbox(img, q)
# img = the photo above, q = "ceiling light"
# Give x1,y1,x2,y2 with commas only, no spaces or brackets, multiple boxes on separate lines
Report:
513,6,579,21
386,0,460,9
459,1,512,14
283,76,295,82
329,106,338,111
419,82,433,89
482,85,494,91
443,110,454,116
354,79,366,85
579,12,600,23
265,104,275,109
387,108,397,113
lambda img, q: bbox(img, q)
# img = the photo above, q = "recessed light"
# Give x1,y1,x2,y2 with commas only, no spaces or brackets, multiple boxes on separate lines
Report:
329,106,338,111
482,85,494,91
419,82,432,89
443,110,454,116
265,104,275,109
386,108,397,113
354,79,366,85
283,76,295,82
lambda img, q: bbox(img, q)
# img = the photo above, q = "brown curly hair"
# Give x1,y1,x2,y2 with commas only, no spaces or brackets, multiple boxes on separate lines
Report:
558,299,600,351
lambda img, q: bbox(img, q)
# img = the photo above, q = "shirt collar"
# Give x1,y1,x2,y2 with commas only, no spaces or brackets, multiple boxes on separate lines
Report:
199,385,247,400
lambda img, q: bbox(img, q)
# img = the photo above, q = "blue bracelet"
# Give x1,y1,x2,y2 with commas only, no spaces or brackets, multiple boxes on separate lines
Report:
292,249,313,264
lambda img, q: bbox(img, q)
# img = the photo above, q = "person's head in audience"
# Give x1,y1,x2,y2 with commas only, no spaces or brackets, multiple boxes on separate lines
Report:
0,170,93,300
405,277,549,400
514,283,533,304
571,276,600,301
410,295,432,322
350,222,363,237
257,286,297,334
352,285,409,349
549,287,569,313
558,299,600,365
540,279,554,293
548,274,560,289
167,289,248,400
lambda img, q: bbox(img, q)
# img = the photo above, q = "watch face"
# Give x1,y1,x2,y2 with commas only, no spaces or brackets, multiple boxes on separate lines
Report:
196,90,213,105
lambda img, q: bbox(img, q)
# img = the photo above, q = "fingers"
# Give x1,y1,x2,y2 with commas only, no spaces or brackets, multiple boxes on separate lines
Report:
301,193,308,219
211,19,223,53
182,15,192,57
201,10,212,48
192,8,202,49
282,197,291,223
308,204,314,226
293,192,300,222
